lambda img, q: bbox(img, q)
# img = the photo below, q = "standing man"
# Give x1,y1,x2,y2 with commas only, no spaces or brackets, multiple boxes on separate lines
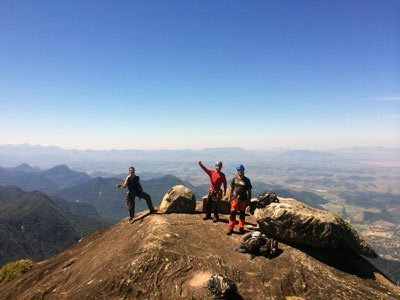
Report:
227,164,252,235
120,166,156,221
198,160,227,222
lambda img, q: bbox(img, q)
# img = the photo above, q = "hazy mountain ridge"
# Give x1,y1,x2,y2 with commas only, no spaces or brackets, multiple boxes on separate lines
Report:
41,164,91,189
277,150,341,161
0,167,58,194
0,163,90,193
4,144,397,169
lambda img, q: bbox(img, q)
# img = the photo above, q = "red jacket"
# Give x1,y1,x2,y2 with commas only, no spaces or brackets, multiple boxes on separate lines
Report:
199,162,227,194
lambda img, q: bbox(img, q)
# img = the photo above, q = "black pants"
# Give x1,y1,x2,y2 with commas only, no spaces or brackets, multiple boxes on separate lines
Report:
205,190,221,219
126,191,155,219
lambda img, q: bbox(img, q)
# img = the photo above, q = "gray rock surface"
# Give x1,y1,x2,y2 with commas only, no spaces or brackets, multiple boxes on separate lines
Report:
254,198,377,258
159,185,196,213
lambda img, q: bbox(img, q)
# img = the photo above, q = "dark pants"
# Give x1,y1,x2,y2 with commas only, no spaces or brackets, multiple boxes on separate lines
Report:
205,190,221,219
126,191,155,219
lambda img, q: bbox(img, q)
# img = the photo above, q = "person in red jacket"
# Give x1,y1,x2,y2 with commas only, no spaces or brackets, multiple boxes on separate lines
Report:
198,160,227,222
227,164,252,235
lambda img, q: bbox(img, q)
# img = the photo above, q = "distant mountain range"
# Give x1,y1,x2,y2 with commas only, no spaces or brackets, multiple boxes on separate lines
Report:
0,144,394,168
277,150,340,161
0,144,398,175
0,144,273,168
0,164,90,193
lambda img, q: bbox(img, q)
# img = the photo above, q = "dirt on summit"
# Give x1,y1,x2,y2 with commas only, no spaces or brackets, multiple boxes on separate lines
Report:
0,205,399,299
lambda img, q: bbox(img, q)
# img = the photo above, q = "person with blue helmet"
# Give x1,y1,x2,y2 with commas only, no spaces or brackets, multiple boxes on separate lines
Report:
227,163,252,235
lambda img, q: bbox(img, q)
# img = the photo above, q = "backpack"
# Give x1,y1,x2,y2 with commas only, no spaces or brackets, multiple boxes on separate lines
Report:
242,236,267,253
257,192,279,209
259,238,279,257
207,274,237,299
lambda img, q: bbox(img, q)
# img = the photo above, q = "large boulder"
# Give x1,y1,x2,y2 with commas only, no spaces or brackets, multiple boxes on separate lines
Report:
159,185,196,213
254,198,377,258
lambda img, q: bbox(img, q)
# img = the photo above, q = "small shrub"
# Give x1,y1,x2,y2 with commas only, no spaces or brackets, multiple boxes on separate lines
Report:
0,259,33,283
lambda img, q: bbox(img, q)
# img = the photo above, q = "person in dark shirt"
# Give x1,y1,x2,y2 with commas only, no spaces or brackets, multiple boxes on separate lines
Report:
227,164,252,235
121,166,156,221
198,160,227,222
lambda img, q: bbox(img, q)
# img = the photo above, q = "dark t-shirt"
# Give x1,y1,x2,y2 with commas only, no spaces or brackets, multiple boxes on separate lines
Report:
231,176,252,200
126,175,143,194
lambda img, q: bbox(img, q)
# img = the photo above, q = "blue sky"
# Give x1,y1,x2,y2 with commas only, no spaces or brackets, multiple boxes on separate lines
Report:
1,1,399,149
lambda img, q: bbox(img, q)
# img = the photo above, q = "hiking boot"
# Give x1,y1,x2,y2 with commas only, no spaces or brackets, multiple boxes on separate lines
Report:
203,216,211,220
213,218,219,223
239,228,245,234
237,247,247,253
226,229,233,235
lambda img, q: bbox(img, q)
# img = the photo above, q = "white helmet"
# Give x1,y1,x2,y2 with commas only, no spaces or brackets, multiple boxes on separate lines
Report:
251,231,261,239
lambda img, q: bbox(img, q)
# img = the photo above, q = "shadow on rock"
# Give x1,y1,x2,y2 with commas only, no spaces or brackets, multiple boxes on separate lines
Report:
290,243,387,281
269,248,284,259
230,293,244,300
248,248,284,260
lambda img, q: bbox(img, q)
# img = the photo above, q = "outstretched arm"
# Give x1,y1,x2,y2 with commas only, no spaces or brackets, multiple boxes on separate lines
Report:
198,161,211,176
122,176,129,188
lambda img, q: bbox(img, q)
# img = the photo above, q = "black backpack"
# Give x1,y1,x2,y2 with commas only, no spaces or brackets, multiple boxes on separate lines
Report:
207,274,237,299
256,192,279,209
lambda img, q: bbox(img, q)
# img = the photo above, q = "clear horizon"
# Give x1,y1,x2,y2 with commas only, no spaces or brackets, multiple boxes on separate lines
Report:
1,1,399,149
0,142,399,152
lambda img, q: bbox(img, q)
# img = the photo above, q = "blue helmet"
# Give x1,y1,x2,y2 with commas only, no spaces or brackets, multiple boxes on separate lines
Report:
236,164,245,171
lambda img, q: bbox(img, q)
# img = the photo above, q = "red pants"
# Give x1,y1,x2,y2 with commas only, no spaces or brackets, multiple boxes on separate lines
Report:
228,199,246,230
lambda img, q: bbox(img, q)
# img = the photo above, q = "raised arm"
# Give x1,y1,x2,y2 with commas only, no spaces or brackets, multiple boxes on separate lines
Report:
198,161,211,176
122,175,129,188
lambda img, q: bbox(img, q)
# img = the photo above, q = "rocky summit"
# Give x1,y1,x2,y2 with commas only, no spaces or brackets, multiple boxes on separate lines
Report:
254,198,377,258
0,201,399,299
